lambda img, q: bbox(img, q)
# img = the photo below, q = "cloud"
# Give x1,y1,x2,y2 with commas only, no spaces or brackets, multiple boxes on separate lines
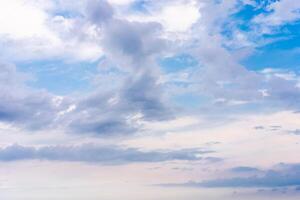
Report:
67,72,172,136
62,0,173,136
288,129,300,135
0,63,69,130
125,0,201,32
1,0,300,137
0,0,172,136
0,61,171,137
0,143,210,164
157,0,300,114
253,0,300,27
85,0,114,25
102,19,166,70
0,0,103,61
164,163,300,188
230,166,261,173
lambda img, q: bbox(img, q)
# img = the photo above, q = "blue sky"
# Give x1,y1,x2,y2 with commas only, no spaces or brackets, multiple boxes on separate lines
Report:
0,0,300,199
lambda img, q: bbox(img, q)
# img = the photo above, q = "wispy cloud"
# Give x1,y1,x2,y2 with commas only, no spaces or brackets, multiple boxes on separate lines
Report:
0,144,214,164
163,163,300,188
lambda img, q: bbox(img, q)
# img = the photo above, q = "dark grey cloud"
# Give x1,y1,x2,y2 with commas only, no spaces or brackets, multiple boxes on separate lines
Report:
121,73,172,120
163,163,300,188
0,144,211,164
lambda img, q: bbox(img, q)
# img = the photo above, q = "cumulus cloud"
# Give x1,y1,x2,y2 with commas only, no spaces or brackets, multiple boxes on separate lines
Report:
0,61,171,136
66,72,172,136
0,0,103,61
62,0,173,136
0,0,173,136
85,0,114,25
0,63,69,130
1,0,300,137
158,0,300,114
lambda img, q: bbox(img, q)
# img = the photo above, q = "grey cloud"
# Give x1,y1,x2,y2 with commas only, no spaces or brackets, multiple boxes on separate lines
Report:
197,171,300,188
85,0,114,25
164,163,300,188
121,73,172,120
103,20,165,63
69,117,137,136
85,0,166,69
65,1,172,136
254,125,283,133
0,144,209,164
230,166,261,173
289,129,300,135
0,63,69,130
254,126,264,130
160,0,300,114
67,72,172,136
0,62,168,139
66,91,136,136
203,157,223,163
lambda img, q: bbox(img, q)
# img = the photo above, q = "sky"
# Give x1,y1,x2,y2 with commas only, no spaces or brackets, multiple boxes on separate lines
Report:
0,0,300,199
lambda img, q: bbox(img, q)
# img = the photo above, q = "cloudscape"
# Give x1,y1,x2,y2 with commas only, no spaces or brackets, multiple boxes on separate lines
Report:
0,0,300,199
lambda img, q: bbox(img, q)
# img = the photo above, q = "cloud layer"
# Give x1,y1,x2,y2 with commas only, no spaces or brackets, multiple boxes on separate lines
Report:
0,144,213,164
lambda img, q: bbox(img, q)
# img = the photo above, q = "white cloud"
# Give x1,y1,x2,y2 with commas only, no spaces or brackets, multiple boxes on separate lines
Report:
126,0,200,32
0,0,52,39
158,2,200,32
253,0,300,26
0,0,103,61
108,0,135,5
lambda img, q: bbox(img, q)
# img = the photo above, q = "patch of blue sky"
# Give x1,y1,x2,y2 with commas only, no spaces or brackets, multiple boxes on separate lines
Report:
241,21,300,71
221,1,269,39
242,49,300,71
159,54,198,73
172,93,208,109
53,11,80,18
16,59,99,95
129,0,149,13
222,0,280,43
235,2,265,21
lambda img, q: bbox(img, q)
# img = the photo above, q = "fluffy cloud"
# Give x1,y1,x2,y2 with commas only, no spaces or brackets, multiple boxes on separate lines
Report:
62,0,173,135
0,0,103,61
0,63,69,130
66,71,172,136
0,0,174,136
125,0,200,32
1,0,300,136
